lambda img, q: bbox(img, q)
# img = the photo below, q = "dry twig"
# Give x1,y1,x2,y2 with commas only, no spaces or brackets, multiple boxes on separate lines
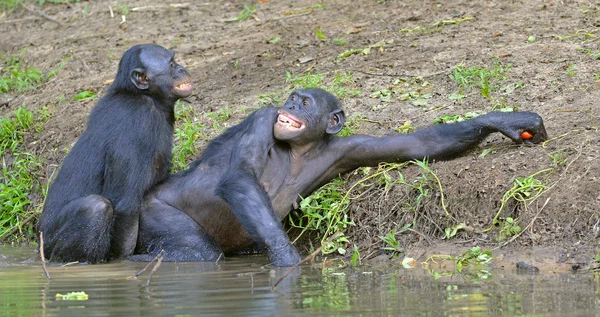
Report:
39,232,51,279
128,250,164,279
19,3,63,26
145,256,163,287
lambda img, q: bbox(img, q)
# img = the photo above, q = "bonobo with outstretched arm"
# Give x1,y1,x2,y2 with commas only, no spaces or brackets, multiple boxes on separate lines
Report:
134,88,547,266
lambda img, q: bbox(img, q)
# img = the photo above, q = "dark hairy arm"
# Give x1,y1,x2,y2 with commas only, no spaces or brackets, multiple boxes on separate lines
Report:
336,111,547,170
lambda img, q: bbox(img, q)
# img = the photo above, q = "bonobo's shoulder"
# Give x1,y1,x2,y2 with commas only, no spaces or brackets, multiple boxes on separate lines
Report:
246,106,278,124
252,106,278,117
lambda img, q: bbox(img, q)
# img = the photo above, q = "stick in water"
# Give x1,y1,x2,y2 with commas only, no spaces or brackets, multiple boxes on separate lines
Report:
129,250,164,279
145,256,163,287
39,232,51,279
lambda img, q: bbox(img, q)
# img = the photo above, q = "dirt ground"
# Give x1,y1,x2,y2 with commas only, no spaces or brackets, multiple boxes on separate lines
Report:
1,0,599,270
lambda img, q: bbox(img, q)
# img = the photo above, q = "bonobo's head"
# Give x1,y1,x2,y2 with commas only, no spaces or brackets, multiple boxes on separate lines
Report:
274,88,345,145
113,44,192,100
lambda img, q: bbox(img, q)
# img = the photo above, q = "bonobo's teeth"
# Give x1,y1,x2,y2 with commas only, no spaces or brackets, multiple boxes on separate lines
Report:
277,114,303,129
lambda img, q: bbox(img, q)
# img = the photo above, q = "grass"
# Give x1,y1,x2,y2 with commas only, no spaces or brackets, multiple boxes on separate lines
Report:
433,111,483,124
289,159,448,255
484,169,551,232
289,177,354,254
171,101,207,172
380,223,411,258
224,3,256,23
449,59,512,99
0,106,50,242
0,50,43,94
371,77,433,106
286,71,362,99
337,39,393,60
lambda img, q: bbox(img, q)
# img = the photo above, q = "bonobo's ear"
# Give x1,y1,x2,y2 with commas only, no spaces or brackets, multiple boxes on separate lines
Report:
130,68,149,90
326,109,345,135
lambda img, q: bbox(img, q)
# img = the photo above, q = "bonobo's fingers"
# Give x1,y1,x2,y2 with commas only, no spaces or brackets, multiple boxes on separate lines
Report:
489,111,548,145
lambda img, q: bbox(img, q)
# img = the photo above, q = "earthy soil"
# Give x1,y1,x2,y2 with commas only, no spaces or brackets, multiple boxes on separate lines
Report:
1,0,599,270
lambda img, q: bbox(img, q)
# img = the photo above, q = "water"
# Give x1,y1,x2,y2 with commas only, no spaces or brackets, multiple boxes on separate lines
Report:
1,246,599,316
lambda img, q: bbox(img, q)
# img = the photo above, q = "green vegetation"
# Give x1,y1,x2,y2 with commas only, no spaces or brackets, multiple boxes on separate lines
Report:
449,59,512,99
0,51,43,94
55,291,88,301
286,71,361,99
73,90,96,101
433,111,483,124
371,77,433,106
337,39,393,60
424,246,493,273
485,169,551,232
380,224,411,257
349,244,361,267
267,36,281,44
333,38,347,46
289,178,354,254
395,121,415,134
400,17,473,35
290,159,448,256
497,217,521,242
315,28,326,40
224,3,256,23
171,102,206,172
0,0,21,10
0,106,50,242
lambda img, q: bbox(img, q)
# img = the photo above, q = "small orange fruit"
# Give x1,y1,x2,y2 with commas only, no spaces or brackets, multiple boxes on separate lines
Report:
520,131,533,140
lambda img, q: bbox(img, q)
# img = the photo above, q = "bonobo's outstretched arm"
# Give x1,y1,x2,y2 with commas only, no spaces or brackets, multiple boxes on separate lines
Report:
338,111,547,169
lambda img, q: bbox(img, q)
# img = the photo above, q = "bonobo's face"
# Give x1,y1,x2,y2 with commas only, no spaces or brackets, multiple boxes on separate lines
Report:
136,44,192,99
274,89,345,145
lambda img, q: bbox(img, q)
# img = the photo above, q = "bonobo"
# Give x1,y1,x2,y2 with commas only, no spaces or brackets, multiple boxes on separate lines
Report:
135,88,547,266
38,44,192,263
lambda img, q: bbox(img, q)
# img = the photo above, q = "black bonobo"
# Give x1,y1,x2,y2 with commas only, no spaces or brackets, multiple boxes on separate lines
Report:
135,88,547,267
38,44,192,263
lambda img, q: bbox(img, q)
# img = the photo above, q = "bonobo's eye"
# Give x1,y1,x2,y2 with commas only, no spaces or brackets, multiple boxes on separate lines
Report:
302,100,310,108
169,60,175,68
290,94,297,102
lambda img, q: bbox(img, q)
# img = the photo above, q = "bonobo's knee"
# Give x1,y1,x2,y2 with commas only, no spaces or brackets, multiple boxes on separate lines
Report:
44,195,114,263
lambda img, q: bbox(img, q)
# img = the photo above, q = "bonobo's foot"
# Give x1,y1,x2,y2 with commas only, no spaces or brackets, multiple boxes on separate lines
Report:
268,244,301,267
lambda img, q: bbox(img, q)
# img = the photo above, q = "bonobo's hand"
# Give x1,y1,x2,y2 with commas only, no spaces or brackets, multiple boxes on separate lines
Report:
268,244,301,267
484,111,548,144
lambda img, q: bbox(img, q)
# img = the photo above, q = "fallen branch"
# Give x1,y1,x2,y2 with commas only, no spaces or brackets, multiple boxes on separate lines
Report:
131,3,190,12
145,256,163,287
39,232,51,279
0,212,38,242
0,17,40,24
128,250,164,279
19,3,63,26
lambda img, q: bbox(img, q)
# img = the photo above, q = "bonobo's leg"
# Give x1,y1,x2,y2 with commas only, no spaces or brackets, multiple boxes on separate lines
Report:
132,199,223,262
216,170,301,267
41,195,113,263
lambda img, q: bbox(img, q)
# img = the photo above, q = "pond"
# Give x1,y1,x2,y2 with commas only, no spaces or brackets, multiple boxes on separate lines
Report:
1,246,599,316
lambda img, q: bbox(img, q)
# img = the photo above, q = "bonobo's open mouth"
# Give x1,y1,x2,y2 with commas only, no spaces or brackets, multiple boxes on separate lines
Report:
174,77,193,96
277,111,305,130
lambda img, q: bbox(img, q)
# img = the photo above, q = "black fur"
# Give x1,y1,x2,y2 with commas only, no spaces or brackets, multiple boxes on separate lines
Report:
38,44,191,263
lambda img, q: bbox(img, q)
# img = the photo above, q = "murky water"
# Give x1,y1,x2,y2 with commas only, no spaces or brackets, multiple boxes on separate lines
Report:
1,246,599,316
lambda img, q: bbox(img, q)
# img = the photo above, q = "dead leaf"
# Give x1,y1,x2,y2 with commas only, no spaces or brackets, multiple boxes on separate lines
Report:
298,56,314,64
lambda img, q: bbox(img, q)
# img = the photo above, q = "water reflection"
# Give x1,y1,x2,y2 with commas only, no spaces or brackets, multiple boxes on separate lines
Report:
1,246,599,316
